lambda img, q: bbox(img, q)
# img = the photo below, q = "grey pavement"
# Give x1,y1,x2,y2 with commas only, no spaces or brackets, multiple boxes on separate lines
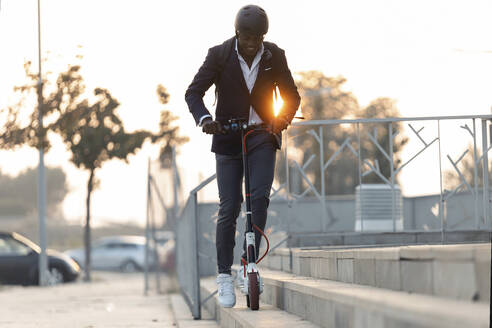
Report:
0,272,177,327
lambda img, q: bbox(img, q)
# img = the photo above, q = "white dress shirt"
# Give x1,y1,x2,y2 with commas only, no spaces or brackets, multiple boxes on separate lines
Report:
199,39,264,127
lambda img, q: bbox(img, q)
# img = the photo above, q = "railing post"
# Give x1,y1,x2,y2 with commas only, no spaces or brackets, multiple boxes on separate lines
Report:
481,119,490,228
284,129,292,235
472,119,480,229
437,120,445,243
191,191,201,319
144,159,151,296
172,146,180,227
357,123,363,231
319,126,327,231
389,122,396,232
285,129,290,199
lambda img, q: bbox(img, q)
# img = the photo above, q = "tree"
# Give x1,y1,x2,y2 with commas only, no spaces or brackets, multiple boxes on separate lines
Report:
0,60,187,281
0,61,49,151
155,84,189,168
358,97,408,184
276,71,407,196
0,167,67,217
275,72,358,195
444,144,491,191
444,107,492,191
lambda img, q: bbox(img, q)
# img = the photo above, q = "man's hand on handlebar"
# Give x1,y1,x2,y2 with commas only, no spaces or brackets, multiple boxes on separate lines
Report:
202,118,225,135
272,116,289,134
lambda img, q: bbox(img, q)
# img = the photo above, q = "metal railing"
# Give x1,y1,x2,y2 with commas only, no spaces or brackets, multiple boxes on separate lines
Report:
282,115,492,234
175,114,492,318
176,174,216,319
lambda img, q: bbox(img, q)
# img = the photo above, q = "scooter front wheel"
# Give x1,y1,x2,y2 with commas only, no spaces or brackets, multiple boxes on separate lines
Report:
248,272,259,310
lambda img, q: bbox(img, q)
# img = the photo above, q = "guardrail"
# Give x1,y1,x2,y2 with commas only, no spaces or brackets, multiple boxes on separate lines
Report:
176,174,216,319
283,115,492,234
175,114,492,318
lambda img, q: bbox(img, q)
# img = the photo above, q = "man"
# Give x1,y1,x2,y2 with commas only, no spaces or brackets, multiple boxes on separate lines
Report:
185,4,300,308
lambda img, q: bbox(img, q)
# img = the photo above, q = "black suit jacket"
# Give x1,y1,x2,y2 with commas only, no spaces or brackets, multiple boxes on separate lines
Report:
185,37,301,155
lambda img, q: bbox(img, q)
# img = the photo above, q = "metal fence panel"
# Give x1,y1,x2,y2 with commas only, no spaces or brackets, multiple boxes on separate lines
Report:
176,195,200,319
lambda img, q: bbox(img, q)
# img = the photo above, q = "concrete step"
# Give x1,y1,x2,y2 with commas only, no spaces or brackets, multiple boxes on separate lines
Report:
170,293,219,328
259,268,489,328
287,230,492,248
200,276,319,328
261,242,491,303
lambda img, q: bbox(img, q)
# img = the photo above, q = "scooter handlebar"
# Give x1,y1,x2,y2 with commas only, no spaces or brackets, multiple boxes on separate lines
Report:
220,119,271,134
221,121,248,133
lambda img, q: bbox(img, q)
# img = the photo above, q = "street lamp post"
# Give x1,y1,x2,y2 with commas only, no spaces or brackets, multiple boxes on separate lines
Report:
37,0,48,287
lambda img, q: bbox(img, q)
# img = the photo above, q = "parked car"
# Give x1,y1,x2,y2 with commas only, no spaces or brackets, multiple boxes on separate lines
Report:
154,231,175,272
159,238,175,272
0,232,80,285
64,235,170,272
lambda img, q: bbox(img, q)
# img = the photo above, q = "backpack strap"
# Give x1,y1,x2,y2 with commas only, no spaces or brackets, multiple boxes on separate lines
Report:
213,37,235,105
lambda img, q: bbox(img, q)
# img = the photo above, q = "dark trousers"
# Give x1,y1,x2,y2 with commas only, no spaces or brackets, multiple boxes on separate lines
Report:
215,131,276,274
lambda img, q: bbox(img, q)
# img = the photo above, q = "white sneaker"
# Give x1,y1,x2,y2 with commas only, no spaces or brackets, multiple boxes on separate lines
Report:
216,273,236,308
236,265,248,294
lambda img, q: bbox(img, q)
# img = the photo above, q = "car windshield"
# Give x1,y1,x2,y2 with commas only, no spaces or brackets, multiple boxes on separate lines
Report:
0,235,36,256
12,233,40,253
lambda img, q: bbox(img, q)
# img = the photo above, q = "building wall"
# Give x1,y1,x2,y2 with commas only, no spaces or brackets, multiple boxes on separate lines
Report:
195,191,491,275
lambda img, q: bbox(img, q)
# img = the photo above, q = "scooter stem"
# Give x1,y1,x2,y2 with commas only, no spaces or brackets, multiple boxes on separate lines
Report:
241,128,256,265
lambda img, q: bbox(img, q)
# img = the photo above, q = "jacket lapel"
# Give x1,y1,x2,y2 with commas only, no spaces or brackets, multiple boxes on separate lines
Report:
229,49,250,95
251,48,273,97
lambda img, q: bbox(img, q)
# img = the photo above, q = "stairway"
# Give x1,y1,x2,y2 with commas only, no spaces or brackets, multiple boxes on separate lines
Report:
199,243,490,328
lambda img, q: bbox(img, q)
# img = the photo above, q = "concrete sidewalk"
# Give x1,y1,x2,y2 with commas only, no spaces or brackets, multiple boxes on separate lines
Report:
0,272,176,327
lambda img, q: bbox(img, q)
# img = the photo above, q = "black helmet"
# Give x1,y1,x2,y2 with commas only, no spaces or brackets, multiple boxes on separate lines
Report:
234,5,269,36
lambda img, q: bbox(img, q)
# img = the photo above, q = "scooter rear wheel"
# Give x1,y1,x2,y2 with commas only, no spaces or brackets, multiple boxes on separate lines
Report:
248,272,259,310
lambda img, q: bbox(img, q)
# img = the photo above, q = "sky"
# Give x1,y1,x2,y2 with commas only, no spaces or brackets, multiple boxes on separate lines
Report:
0,0,491,227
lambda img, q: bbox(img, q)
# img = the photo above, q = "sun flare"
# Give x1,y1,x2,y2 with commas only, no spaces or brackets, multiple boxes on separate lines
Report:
273,86,283,117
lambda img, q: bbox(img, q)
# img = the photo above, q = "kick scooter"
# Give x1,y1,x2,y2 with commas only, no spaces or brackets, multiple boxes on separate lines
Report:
221,118,271,311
